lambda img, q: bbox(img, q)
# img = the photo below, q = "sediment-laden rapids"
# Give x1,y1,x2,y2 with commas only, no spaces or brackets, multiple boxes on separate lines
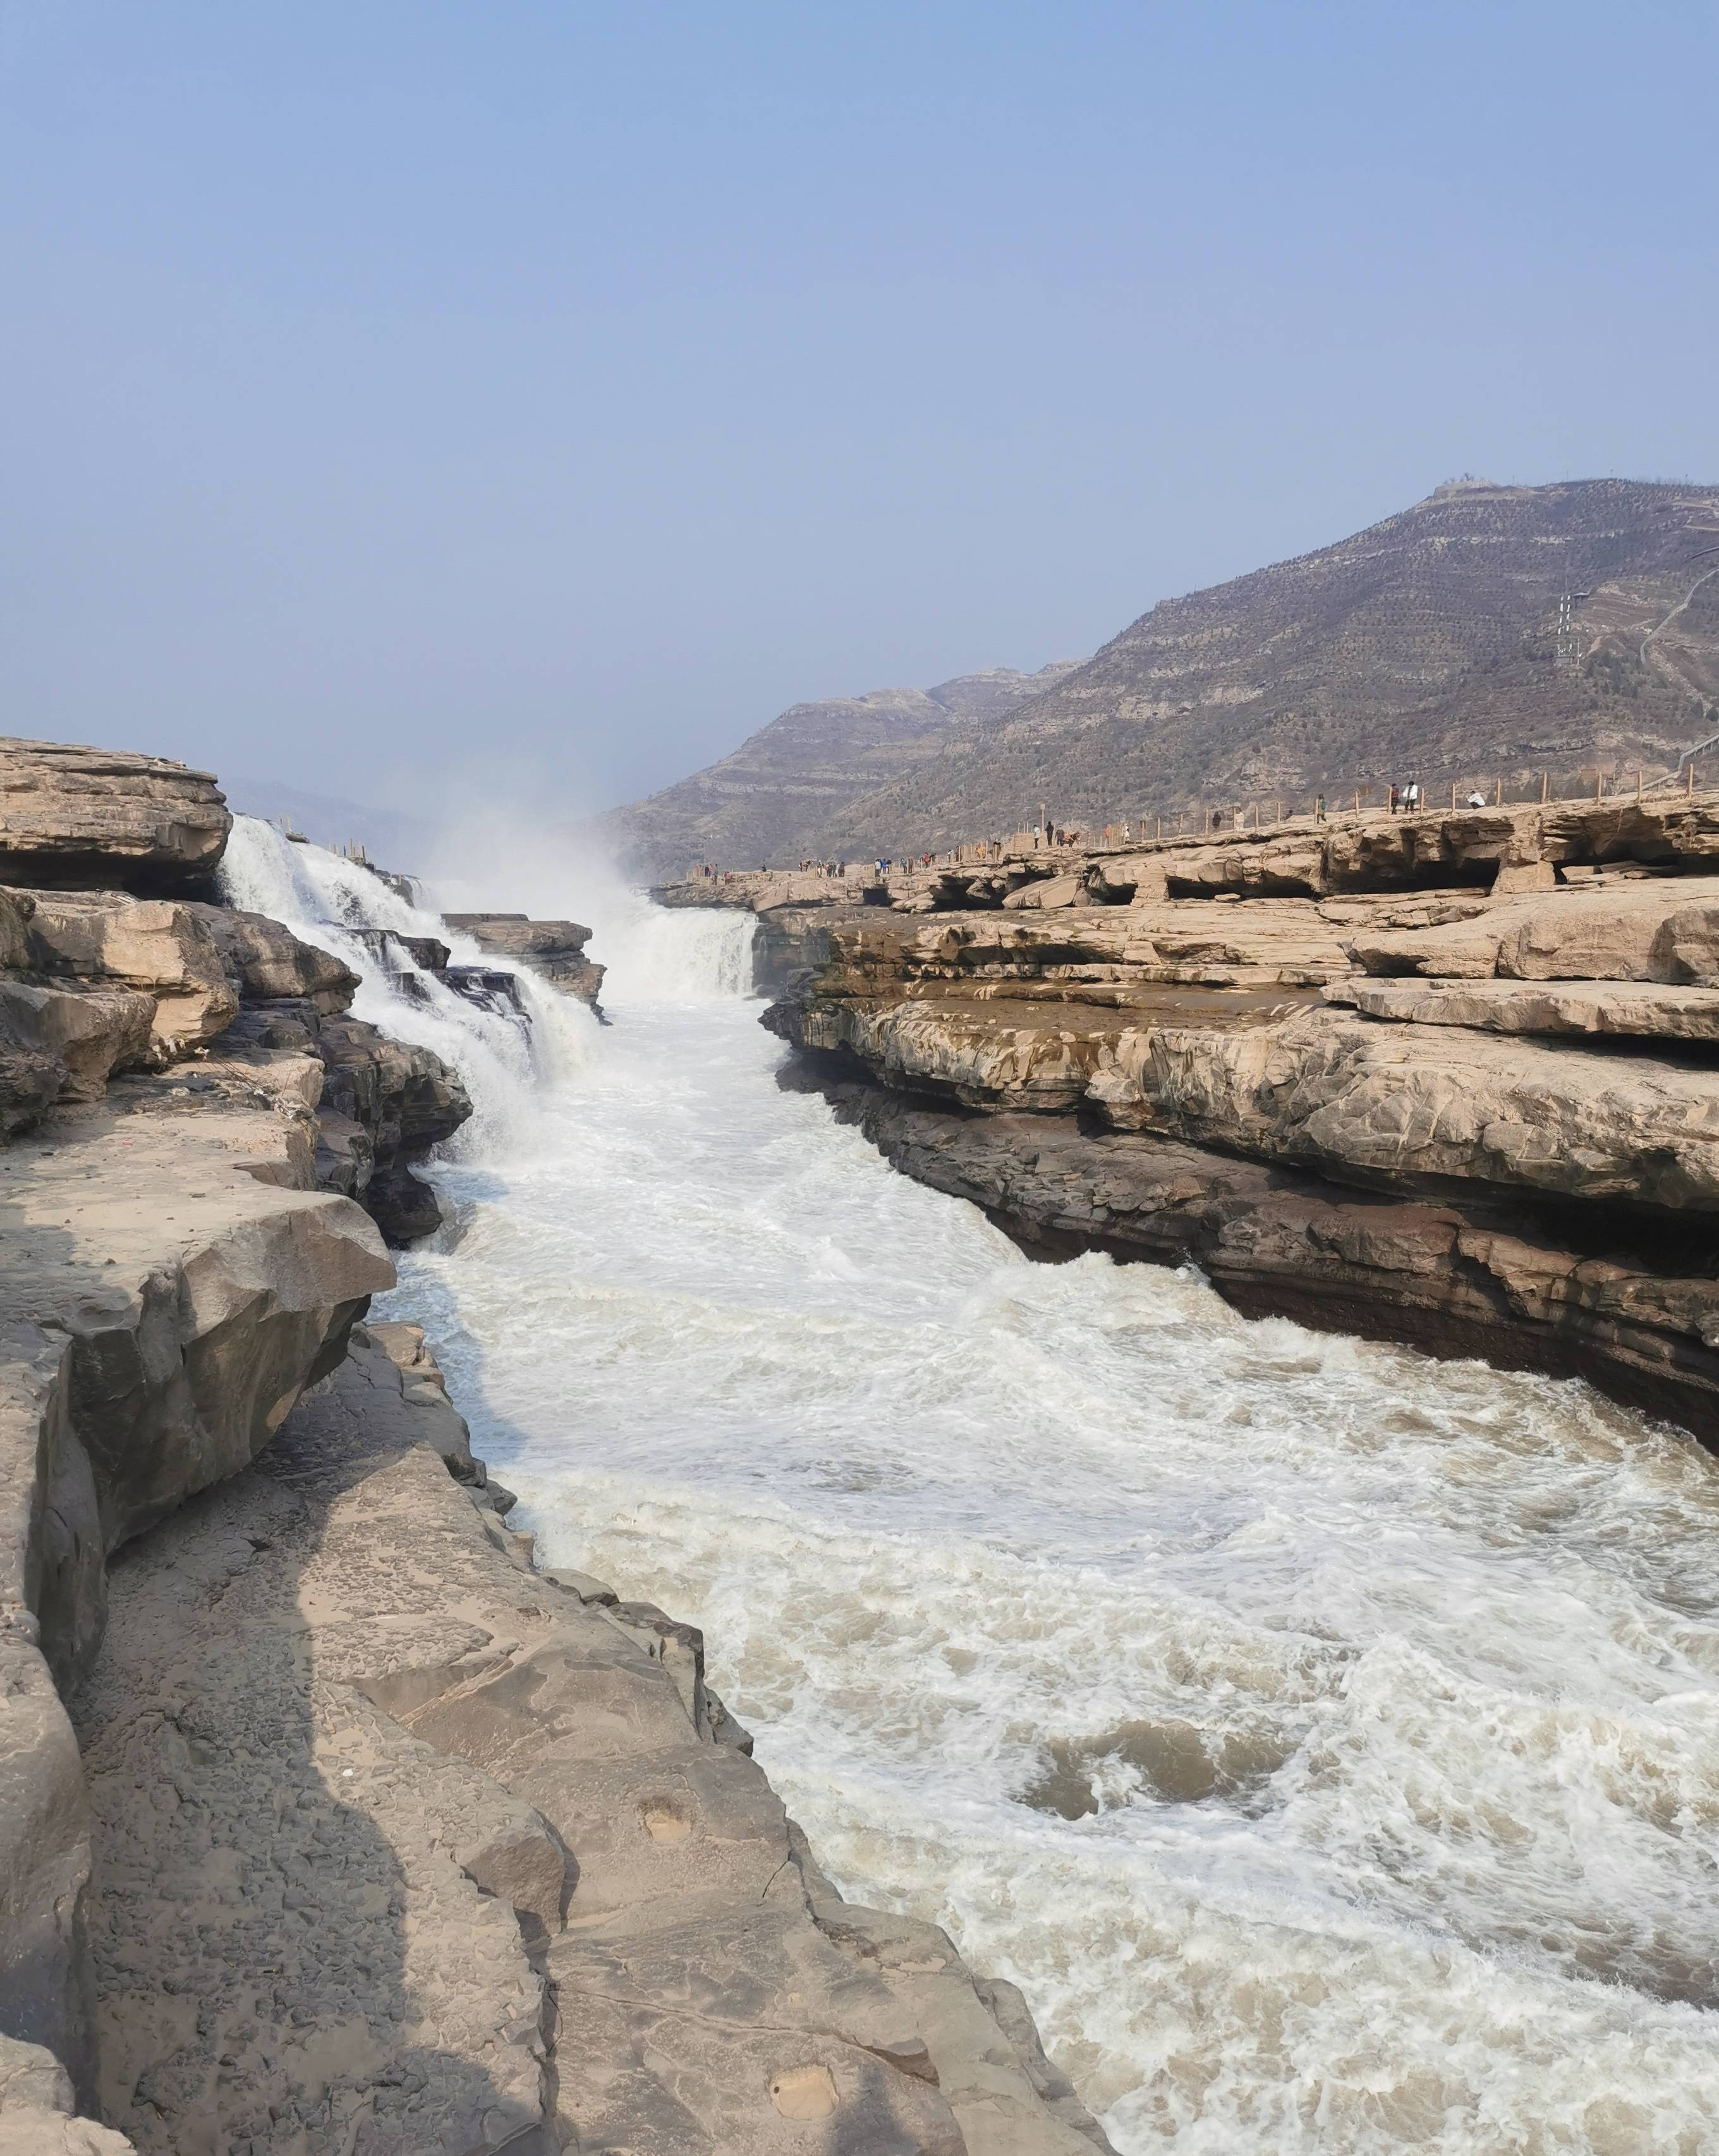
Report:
212,837,1719,2150
325,895,1717,2155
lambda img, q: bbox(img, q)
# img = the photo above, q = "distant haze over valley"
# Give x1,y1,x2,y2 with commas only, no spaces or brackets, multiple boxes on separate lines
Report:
592,477,1719,879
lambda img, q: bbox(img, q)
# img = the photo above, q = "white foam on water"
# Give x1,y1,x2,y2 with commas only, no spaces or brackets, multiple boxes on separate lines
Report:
219,815,599,1153
347,897,1718,2152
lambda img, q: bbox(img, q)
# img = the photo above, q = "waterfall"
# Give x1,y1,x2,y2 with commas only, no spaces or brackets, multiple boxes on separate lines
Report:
578,900,756,1008
416,856,758,1012
218,816,598,1158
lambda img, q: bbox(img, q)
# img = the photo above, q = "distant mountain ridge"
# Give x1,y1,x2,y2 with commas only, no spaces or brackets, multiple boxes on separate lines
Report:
586,662,1081,881
597,478,1719,874
803,478,1719,854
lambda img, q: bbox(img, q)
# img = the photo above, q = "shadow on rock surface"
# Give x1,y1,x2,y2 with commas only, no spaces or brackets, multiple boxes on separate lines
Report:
68,1376,552,2155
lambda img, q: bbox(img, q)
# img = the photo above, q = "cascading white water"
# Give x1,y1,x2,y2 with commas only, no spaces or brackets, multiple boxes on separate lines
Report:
219,816,598,1152
372,897,1719,2156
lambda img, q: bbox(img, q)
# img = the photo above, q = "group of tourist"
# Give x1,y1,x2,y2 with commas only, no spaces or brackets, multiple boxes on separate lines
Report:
691,784,1528,885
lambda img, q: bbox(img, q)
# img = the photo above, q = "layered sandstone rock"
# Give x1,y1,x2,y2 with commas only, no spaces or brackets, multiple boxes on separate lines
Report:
0,1072,392,2117
1326,978,1719,1040
741,819,1719,1443
442,912,607,1011
0,827,468,2124
0,2031,135,2152
1086,1009,1719,1211
0,983,155,1103
0,741,231,896
187,902,360,1012
1347,878,1719,982
656,792,1719,917
16,890,240,1064
188,909,471,1246
66,1326,1111,2155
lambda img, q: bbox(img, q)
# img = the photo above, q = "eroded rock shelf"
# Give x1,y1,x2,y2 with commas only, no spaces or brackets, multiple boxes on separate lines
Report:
653,796,1719,1444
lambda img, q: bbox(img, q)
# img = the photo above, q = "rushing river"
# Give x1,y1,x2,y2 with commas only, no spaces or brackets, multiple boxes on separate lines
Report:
231,832,1719,2153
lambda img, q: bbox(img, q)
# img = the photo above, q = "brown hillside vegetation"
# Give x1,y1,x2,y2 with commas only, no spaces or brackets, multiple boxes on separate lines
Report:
600,478,1719,876
811,477,1719,854
587,662,1079,882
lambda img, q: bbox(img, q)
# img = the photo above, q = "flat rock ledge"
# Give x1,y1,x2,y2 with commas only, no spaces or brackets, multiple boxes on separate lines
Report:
734,841,1719,1445
0,740,232,897
442,914,607,1014
36,1326,1112,2156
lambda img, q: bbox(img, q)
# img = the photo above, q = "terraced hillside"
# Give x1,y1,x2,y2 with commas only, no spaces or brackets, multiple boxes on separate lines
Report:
600,479,1719,875
587,662,1079,882
815,478,1719,854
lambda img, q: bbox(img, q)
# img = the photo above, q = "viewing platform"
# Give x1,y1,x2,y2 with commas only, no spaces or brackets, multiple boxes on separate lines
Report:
651,787,1719,915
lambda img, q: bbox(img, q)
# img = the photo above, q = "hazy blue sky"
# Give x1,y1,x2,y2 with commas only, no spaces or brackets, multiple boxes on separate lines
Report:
3,1,1715,817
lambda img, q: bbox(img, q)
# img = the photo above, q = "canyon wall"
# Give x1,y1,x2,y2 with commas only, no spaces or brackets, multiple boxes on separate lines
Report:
0,739,1107,2156
654,794,1719,1445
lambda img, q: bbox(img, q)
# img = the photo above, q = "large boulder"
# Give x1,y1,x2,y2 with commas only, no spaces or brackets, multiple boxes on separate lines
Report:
0,891,155,1121
186,903,358,1013
442,912,590,960
1088,1006,1719,1213
1327,978,1719,1041
0,2034,135,2152
0,983,155,1103
0,1004,69,1137
1001,872,1096,910
310,1015,473,1244
216,998,471,1245
1347,877,1719,983
0,890,32,972
442,912,606,1009
0,741,230,896
17,890,238,1063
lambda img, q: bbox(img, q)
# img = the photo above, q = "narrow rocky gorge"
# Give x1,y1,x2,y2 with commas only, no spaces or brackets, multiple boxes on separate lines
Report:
657,794,1719,1443
0,737,1109,2154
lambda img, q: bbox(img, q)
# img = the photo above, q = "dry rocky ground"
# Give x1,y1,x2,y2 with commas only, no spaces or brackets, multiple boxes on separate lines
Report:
0,737,1109,2155
659,792,1719,1443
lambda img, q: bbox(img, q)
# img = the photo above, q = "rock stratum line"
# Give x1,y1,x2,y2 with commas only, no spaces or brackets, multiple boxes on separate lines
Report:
653,792,1719,1445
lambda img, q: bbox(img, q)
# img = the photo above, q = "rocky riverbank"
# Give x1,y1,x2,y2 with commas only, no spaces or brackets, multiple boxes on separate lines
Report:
654,796,1719,1444
0,737,1107,2154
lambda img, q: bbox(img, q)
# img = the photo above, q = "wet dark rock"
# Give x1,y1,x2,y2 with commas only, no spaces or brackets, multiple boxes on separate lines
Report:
349,927,452,974
443,963,530,1028
188,902,359,1012
442,914,606,1012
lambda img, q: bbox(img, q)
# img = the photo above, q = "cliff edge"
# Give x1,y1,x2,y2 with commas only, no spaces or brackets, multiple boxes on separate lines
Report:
656,793,1719,1446
0,737,1109,2156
